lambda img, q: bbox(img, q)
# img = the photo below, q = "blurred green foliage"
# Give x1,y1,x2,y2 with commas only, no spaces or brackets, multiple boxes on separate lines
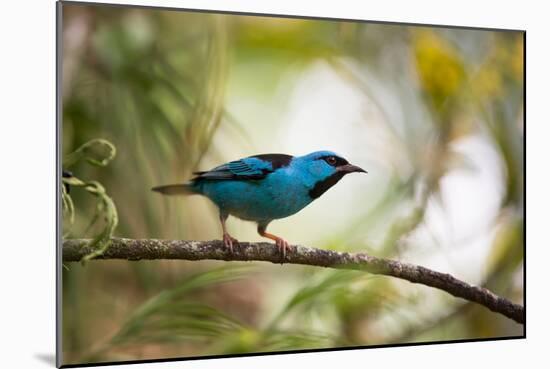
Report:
61,3,524,365
62,139,118,261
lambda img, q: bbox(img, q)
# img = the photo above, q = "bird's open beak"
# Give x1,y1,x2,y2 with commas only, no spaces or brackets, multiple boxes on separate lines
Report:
337,163,367,174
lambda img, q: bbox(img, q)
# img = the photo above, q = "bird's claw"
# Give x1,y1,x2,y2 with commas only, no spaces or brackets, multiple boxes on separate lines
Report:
222,233,239,254
275,238,289,262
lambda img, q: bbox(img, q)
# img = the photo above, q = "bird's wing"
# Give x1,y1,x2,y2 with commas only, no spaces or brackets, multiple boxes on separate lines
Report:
192,154,293,181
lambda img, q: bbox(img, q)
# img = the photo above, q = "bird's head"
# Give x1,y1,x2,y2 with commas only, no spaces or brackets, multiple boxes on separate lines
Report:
294,150,367,199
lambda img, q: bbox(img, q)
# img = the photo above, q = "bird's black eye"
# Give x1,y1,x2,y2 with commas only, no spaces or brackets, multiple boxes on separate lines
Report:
325,156,337,166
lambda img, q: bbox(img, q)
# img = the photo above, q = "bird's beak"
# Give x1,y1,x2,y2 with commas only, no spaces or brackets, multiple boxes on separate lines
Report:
337,163,367,174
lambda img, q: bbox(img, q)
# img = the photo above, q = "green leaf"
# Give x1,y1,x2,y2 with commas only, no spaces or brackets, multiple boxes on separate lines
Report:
64,138,117,168
268,270,364,328
110,266,251,347
62,138,119,260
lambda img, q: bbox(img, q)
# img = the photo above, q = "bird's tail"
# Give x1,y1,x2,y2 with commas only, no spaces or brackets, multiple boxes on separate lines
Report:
151,183,196,196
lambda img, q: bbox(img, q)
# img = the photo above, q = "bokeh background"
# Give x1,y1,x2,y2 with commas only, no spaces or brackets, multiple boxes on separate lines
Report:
61,3,524,365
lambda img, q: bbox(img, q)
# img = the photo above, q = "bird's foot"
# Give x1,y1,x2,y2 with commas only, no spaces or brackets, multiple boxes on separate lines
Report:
257,225,289,263
274,237,289,262
222,233,239,254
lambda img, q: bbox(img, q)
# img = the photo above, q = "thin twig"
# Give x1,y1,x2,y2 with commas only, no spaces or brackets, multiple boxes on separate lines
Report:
62,238,524,325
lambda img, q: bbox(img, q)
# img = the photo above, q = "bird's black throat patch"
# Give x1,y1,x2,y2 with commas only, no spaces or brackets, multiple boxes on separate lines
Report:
309,172,346,199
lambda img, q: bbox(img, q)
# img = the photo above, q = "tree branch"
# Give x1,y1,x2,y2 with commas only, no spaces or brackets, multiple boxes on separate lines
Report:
62,238,524,325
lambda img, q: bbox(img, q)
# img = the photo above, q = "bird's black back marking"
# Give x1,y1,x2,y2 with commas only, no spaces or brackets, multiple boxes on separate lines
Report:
309,172,346,199
191,154,293,182
249,153,293,170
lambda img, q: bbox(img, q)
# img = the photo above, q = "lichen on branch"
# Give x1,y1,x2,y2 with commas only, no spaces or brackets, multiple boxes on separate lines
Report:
62,237,524,325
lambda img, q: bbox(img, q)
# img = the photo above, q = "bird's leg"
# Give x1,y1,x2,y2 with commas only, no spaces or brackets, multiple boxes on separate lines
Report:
257,224,289,261
220,213,239,253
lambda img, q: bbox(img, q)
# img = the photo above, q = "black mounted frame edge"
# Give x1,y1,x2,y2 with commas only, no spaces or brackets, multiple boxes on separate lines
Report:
55,1,527,367
60,335,524,368
59,0,526,33
56,1,64,368
522,30,526,333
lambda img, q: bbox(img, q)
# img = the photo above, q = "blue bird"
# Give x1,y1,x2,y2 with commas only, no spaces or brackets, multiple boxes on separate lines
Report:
152,151,366,258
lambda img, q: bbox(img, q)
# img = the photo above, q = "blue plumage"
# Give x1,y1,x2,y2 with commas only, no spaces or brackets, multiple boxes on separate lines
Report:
152,150,366,258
